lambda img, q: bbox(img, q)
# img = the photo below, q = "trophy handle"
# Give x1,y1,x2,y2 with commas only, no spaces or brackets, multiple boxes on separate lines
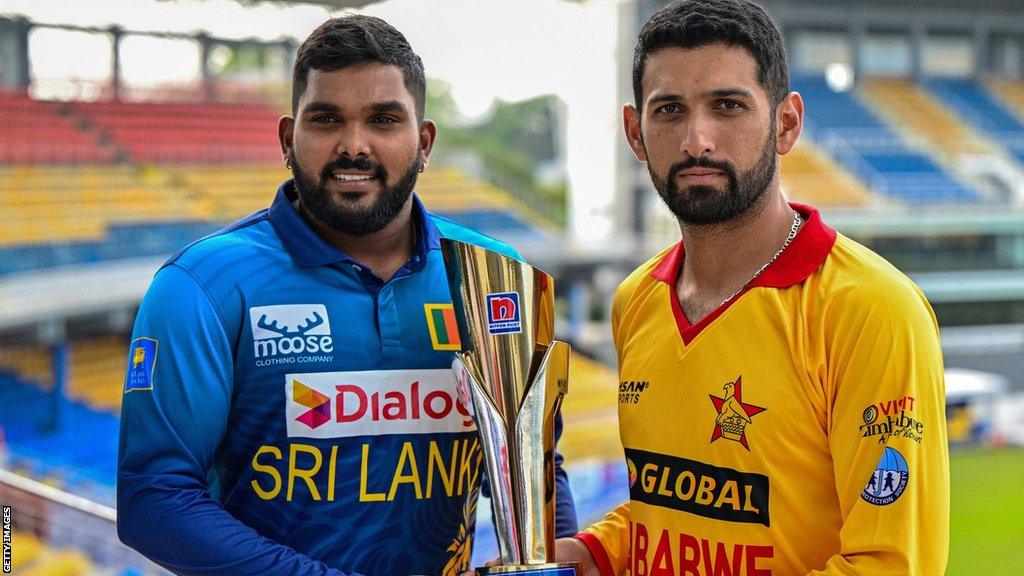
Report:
453,353,522,565
514,340,570,564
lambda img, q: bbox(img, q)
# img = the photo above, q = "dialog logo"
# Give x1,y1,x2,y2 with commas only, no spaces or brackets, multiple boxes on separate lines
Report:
285,369,476,438
249,304,333,361
486,292,522,335
292,379,331,429
862,447,909,506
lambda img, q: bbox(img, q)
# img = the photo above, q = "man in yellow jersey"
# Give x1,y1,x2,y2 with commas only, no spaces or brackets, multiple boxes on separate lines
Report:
554,0,949,574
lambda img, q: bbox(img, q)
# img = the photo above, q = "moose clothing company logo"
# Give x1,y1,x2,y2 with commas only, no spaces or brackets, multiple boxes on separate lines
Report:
485,292,521,335
249,304,334,365
285,369,477,438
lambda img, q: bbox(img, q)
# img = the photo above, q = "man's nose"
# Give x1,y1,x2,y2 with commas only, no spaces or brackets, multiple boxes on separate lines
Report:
335,125,372,158
679,113,715,157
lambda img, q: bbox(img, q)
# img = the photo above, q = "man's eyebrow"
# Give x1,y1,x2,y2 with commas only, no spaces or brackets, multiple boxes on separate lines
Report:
647,88,757,108
647,93,685,107
706,87,756,99
301,101,340,114
369,100,409,114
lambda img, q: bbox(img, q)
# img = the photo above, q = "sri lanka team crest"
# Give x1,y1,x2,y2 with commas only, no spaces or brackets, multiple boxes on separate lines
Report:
124,337,158,392
485,292,522,335
709,376,766,450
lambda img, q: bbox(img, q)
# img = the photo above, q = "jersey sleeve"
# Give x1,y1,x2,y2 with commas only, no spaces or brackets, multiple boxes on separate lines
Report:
811,280,949,575
117,264,357,576
576,502,631,576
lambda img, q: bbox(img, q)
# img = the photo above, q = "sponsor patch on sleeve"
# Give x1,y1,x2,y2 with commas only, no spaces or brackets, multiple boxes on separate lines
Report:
124,337,158,392
861,447,909,505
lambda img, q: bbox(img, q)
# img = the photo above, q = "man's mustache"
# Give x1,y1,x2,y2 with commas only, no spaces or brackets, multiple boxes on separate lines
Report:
320,156,386,180
667,156,736,181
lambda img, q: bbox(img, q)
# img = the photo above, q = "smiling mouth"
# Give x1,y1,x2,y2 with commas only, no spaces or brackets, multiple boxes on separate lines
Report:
333,173,375,182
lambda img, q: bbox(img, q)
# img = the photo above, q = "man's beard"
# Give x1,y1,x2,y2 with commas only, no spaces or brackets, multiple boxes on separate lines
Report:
648,127,777,225
290,150,421,236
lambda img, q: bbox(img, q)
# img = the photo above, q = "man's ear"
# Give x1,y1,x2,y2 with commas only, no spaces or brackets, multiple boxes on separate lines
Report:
278,115,295,165
623,104,648,163
418,119,438,171
775,91,804,156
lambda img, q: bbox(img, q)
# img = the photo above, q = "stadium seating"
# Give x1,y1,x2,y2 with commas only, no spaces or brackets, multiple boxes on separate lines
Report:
0,346,120,489
781,142,871,207
925,78,1024,165
793,75,980,203
0,92,116,164
989,78,1024,120
71,100,281,164
861,77,994,161
0,159,549,275
68,337,128,414
557,354,621,462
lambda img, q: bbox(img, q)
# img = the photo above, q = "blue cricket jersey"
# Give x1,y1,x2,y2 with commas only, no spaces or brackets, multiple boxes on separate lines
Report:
117,181,577,576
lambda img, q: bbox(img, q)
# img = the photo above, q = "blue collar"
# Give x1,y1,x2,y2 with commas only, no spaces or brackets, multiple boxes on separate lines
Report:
268,179,441,271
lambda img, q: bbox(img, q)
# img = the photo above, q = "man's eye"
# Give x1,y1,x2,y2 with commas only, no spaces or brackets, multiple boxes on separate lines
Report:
656,104,681,114
717,100,745,110
312,115,338,123
373,115,399,124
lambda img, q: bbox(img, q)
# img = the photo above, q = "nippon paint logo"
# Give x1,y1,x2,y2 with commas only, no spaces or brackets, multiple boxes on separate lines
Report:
285,369,477,438
486,292,522,335
249,304,334,360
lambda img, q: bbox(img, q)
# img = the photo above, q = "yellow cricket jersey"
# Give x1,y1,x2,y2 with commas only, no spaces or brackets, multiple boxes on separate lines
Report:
577,204,949,575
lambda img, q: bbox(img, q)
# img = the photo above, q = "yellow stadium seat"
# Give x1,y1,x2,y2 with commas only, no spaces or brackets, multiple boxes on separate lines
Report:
0,346,54,388
988,78,1024,121
781,142,871,207
860,77,997,162
21,550,94,576
10,531,45,572
68,337,128,413
558,355,622,461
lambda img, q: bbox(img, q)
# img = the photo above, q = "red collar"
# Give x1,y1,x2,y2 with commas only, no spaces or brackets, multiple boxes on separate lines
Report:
650,202,837,344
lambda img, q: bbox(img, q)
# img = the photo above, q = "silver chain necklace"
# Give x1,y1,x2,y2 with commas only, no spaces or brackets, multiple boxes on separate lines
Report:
718,209,802,306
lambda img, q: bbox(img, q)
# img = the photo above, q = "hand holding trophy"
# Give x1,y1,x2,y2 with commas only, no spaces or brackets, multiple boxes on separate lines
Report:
442,239,578,575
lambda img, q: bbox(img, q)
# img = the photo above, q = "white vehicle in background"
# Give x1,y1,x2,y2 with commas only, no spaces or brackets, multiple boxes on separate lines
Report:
945,367,1024,447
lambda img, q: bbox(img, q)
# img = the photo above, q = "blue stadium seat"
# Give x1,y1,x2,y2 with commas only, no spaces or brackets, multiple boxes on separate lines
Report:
0,369,118,489
792,75,980,203
926,78,1024,164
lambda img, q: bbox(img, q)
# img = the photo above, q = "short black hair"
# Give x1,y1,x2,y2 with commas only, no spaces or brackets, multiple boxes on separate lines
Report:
632,0,789,111
292,15,426,120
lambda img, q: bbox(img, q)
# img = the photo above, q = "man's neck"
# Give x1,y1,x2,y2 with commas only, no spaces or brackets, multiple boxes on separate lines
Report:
298,199,417,282
676,191,798,324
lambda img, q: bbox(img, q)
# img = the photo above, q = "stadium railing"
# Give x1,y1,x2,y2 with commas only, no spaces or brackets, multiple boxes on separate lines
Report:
0,467,169,575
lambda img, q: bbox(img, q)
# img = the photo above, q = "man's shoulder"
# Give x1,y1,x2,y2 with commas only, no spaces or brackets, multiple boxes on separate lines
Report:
819,233,931,317
162,209,281,283
428,213,522,261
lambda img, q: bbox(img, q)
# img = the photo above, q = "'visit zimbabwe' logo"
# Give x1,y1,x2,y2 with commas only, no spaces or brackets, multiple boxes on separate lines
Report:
709,376,766,451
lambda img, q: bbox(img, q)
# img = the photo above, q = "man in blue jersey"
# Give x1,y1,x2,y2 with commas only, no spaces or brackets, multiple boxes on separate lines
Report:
117,16,577,576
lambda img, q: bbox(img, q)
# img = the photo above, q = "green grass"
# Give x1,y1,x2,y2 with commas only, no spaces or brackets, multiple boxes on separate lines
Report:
948,447,1024,575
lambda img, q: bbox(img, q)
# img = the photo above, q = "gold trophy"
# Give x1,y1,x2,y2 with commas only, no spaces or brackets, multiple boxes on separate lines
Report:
442,239,577,575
